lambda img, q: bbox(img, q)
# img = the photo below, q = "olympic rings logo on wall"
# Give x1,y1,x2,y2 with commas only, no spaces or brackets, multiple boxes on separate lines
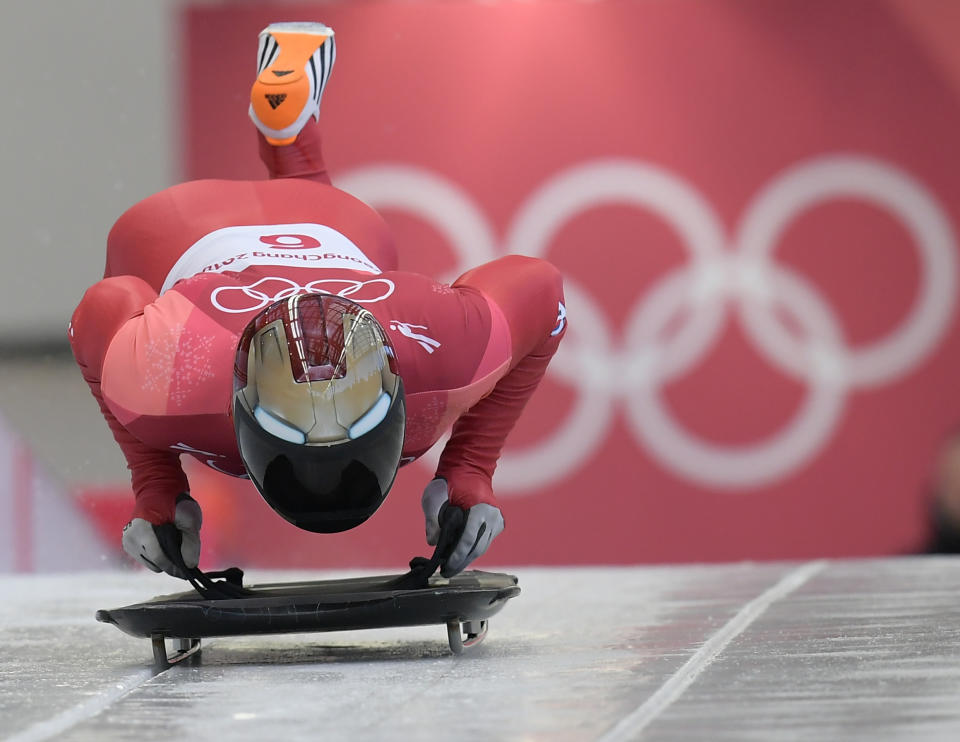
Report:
210,276,396,313
338,155,958,494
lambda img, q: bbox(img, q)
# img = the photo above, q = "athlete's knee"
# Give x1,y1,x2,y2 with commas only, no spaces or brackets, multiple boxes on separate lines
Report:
70,276,157,372
519,255,563,300
455,255,565,350
501,255,564,321
459,254,563,302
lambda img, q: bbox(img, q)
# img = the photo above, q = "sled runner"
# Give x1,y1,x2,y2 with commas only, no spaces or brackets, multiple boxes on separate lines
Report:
96,506,520,668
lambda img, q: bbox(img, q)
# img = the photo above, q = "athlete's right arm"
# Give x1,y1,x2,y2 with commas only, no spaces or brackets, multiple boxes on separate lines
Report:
69,276,190,528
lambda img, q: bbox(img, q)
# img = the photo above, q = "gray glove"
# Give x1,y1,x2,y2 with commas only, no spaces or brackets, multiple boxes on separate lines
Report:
121,494,202,578
421,478,504,577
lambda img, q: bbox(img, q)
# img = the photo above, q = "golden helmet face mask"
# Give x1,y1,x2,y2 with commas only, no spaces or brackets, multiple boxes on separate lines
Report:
235,294,399,446
232,293,405,533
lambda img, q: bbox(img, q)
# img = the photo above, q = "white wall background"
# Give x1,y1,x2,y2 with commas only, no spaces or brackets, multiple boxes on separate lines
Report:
0,1,183,488
0,1,176,345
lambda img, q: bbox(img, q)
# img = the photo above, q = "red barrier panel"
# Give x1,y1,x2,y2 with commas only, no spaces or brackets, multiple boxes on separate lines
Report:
177,0,960,566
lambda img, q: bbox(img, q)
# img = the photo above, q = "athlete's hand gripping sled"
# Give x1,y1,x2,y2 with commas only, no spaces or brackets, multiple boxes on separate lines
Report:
96,505,520,668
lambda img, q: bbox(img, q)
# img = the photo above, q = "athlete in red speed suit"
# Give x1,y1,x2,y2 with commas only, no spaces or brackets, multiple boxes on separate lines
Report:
69,22,565,579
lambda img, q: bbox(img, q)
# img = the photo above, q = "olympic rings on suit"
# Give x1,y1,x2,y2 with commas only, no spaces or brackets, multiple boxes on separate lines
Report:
210,276,396,313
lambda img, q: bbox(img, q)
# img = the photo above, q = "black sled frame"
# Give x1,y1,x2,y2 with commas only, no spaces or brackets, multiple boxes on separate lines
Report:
97,507,520,668
97,570,519,668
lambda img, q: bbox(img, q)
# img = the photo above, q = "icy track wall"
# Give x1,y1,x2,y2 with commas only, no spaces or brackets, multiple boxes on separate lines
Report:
5,0,960,572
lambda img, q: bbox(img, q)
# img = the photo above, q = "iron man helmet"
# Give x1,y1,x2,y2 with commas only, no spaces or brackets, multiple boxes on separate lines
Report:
233,293,405,533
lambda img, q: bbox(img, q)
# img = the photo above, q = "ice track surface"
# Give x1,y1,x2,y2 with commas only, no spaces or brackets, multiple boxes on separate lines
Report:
3,559,960,741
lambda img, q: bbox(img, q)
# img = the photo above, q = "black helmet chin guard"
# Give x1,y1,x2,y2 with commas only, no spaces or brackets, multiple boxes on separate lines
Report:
232,293,405,533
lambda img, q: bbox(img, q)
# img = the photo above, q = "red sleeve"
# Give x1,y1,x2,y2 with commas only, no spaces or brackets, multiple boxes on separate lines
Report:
70,276,188,524
434,255,566,508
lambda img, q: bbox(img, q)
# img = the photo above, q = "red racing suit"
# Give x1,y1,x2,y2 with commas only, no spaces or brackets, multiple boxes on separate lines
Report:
69,132,566,527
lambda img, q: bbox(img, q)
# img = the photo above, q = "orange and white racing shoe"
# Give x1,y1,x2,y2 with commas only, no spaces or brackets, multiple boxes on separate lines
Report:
249,22,336,146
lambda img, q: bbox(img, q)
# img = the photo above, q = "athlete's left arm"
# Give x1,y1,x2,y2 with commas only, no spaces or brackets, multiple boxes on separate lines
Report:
427,255,566,574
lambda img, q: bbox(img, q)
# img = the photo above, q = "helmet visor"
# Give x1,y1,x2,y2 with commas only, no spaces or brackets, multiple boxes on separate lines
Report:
233,293,404,532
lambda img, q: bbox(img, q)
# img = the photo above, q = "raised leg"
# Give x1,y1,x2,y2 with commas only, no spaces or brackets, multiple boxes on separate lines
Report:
251,22,335,184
